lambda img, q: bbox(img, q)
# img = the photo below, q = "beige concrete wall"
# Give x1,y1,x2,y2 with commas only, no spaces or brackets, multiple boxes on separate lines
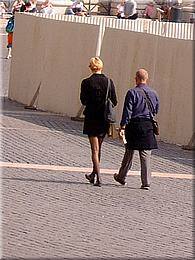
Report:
9,13,100,116
100,28,193,145
9,15,44,106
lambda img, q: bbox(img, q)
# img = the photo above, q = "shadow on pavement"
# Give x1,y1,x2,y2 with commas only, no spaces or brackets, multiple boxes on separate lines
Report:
1,97,194,169
2,176,139,189
0,97,123,146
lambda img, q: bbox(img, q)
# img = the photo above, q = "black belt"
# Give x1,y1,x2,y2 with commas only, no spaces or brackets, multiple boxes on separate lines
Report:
130,117,151,122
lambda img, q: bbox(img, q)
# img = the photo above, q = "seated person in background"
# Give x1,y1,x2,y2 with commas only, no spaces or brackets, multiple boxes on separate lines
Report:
144,1,157,19
41,0,52,9
12,0,25,13
165,0,183,21
156,3,171,21
65,6,75,15
0,2,7,16
24,0,37,12
116,0,125,19
29,0,37,12
40,0,55,14
71,0,85,16
124,0,138,20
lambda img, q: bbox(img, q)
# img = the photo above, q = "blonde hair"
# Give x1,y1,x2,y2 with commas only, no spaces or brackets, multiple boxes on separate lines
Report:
136,68,149,82
89,57,103,72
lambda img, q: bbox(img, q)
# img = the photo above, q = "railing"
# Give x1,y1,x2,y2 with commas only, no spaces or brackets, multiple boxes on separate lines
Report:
27,12,194,40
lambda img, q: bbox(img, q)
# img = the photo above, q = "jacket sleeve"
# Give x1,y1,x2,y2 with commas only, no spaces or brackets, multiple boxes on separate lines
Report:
80,79,88,105
110,79,117,106
151,91,160,115
155,94,160,115
120,90,133,126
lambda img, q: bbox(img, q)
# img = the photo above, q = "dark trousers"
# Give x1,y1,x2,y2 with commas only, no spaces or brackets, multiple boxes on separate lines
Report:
127,13,138,20
118,148,151,186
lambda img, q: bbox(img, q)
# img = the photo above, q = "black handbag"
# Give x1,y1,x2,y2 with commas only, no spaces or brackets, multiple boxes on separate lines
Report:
151,119,159,136
104,78,116,123
141,89,159,135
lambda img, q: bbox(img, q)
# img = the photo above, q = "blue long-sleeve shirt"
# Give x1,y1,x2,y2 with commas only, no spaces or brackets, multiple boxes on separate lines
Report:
120,84,159,126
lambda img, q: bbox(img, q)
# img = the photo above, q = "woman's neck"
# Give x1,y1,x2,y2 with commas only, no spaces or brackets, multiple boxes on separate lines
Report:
93,70,102,74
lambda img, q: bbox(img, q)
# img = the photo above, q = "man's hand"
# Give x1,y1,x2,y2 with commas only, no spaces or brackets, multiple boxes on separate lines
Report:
118,126,125,138
118,128,125,138
118,126,127,144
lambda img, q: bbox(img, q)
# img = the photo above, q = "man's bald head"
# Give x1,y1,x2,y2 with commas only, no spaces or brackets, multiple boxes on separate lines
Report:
136,69,149,83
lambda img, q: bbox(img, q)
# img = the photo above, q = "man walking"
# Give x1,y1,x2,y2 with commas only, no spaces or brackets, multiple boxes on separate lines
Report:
114,69,159,190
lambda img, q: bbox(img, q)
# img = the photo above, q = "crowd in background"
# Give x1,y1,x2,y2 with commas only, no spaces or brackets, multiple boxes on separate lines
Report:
0,0,55,14
0,0,88,16
0,0,191,21
116,0,184,21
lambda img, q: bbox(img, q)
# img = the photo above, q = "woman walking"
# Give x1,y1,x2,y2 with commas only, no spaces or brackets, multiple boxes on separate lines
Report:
80,57,117,186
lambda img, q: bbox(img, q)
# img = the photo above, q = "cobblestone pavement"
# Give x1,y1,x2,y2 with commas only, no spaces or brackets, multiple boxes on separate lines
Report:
0,19,194,260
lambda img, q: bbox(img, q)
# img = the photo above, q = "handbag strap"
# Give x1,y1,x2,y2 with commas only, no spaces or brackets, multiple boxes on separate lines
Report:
105,78,111,102
139,88,154,119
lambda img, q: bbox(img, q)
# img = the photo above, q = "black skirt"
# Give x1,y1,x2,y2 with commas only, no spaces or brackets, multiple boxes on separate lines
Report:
83,118,109,137
125,118,158,150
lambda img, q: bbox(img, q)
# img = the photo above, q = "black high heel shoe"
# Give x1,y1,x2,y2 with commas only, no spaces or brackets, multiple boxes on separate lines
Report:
93,181,101,187
85,173,95,184
93,174,102,187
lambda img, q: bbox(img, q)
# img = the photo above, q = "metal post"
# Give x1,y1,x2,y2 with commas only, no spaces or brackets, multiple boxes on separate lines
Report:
88,0,91,16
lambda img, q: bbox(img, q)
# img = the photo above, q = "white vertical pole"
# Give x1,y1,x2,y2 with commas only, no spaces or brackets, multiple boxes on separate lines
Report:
96,19,106,56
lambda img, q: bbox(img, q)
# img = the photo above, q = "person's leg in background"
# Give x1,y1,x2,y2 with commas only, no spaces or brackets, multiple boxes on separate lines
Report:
114,148,134,185
139,150,151,189
6,32,13,59
128,13,138,20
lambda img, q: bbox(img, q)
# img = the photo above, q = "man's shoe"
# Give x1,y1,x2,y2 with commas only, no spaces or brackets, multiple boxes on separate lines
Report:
140,185,150,190
113,173,126,185
85,173,95,184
